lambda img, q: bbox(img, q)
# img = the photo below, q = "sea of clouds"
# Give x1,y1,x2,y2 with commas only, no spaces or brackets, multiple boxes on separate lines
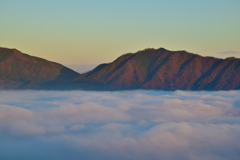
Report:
0,90,240,160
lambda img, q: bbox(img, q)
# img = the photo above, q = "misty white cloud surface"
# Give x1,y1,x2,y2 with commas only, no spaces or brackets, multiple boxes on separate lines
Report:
0,90,240,160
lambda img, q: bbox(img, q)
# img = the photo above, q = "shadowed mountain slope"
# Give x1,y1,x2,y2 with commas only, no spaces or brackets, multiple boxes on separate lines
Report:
76,48,240,90
0,47,80,89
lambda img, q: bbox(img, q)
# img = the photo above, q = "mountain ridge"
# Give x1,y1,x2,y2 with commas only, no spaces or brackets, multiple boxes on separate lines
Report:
0,47,80,89
0,47,239,90
76,47,240,90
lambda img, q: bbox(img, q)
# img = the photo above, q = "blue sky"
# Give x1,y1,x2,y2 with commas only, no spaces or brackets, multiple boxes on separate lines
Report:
1,0,240,65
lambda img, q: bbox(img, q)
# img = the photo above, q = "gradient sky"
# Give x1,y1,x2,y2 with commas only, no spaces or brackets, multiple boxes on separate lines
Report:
1,0,240,65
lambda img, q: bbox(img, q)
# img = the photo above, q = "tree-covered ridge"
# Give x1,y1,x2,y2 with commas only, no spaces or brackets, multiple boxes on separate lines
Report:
0,47,79,89
76,48,240,90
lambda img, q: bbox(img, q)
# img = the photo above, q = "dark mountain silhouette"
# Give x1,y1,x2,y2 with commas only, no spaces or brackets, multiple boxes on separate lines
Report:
0,47,79,89
76,48,240,90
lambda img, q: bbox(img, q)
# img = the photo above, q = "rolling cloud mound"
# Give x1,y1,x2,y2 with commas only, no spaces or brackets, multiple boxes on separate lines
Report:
0,90,240,160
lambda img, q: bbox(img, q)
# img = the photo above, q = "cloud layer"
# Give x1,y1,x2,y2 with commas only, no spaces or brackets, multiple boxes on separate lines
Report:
0,90,240,160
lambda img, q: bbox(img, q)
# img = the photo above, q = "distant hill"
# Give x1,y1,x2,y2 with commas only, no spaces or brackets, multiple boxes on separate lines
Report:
76,48,240,90
0,47,79,89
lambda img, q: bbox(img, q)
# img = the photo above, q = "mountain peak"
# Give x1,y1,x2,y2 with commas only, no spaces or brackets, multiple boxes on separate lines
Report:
76,48,240,90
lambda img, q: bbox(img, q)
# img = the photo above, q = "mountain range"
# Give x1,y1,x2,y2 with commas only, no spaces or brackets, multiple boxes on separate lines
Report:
1,47,240,90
